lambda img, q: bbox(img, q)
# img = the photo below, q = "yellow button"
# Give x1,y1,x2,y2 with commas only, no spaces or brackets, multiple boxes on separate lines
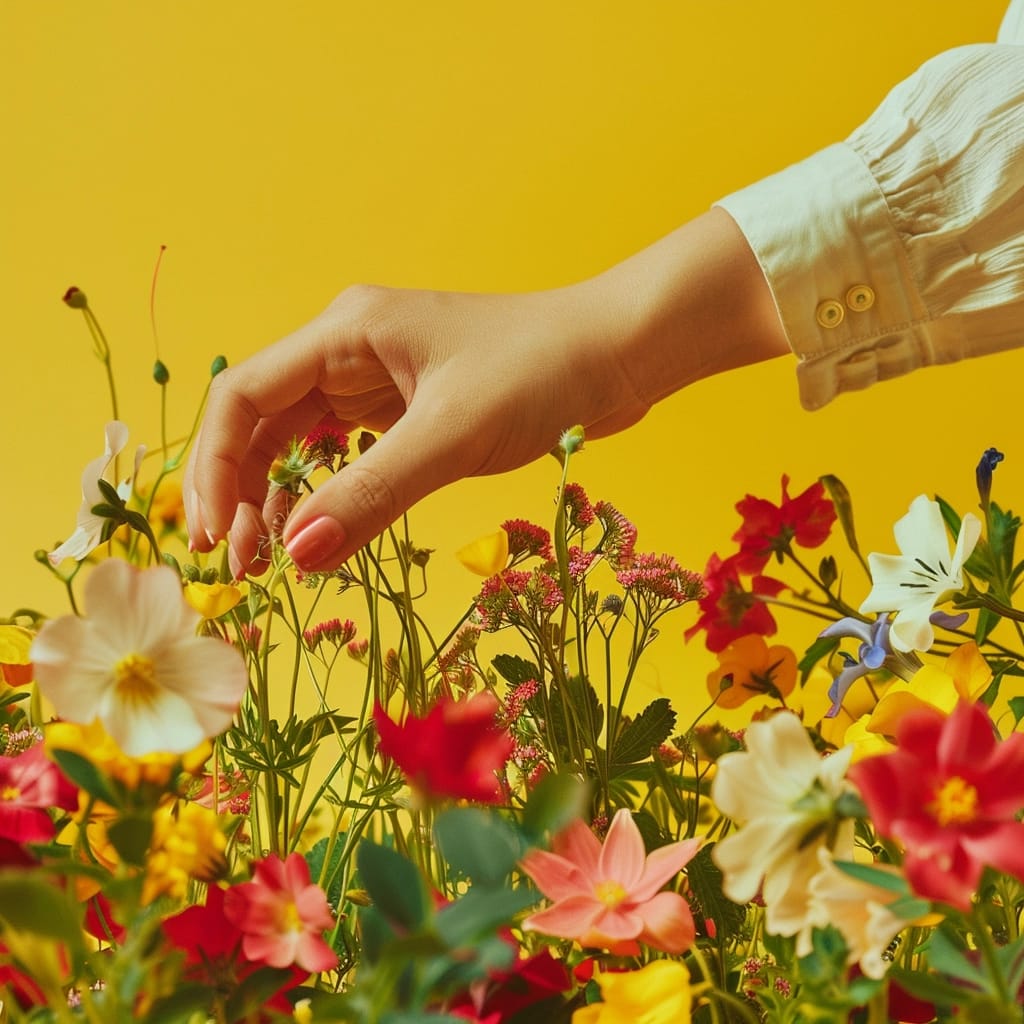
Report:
815,299,845,329
846,284,875,312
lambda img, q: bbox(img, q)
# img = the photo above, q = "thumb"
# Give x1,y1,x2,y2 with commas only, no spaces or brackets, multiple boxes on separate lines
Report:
281,405,465,572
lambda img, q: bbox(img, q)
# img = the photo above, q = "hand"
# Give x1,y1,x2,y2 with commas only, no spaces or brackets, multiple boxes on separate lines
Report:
183,209,786,576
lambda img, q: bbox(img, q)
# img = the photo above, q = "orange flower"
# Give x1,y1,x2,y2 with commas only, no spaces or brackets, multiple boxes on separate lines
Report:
706,635,797,709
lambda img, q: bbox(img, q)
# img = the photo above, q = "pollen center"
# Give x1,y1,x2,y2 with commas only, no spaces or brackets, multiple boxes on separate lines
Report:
280,900,302,932
1,786,20,801
594,880,628,908
928,775,978,826
114,653,160,706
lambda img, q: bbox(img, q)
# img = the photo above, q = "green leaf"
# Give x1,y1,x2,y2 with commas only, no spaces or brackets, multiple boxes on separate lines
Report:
831,859,909,895
107,815,154,867
434,886,538,949
685,844,746,943
819,474,861,557
491,654,541,688
1009,696,1024,727
224,966,297,1022
357,905,395,966
610,698,676,768
521,772,592,844
306,835,348,908
0,870,88,961
357,840,431,930
49,748,119,806
434,808,524,886
798,635,840,685
145,984,216,1024
975,606,1000,646
927,926,989,988
96,477,125,509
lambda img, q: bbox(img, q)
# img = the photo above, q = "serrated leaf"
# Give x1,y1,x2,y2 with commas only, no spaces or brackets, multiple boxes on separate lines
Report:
685,844,746,942
357,840,430,930
611,698,676,768
434,807,524,886
491,655,541,687
306,835,348,908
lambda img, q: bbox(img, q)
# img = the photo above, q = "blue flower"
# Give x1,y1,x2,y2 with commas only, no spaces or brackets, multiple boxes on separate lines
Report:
819,617,891,718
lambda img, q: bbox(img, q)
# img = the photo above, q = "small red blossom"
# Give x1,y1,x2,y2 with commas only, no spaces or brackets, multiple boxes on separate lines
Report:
302,617,357,650
503,679,540,723
374,692,514,804
0,743,77,844
732,475,836,573
594,501,638,570
563,483,595,529
501,518,552,561
849,700,1024,911
615,552,705,604
684,554,786,653
223,853,338,973
0,940,47,1009
302,414,350,469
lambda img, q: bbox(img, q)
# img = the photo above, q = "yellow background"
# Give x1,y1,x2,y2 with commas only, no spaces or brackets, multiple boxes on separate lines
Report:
2,1,1019,717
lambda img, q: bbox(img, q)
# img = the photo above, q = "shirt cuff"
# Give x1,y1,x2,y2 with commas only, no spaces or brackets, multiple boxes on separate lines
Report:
715,143,937,410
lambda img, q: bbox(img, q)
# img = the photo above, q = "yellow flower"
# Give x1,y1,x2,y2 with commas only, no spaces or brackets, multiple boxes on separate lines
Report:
866,641,990,738
0,623,34,687
146,477,186,533
573,961,702,1024
183,581,244,620
142,801,227,904
456,529,509,577
46,719,211,790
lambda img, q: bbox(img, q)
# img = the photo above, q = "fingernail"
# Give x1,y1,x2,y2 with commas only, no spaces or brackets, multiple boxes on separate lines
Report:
285,516,347,570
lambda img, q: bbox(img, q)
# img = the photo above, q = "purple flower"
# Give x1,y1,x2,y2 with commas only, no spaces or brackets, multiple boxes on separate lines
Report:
819,617,891,718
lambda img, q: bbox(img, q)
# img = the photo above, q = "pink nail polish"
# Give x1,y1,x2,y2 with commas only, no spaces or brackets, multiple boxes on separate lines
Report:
285,517,347,570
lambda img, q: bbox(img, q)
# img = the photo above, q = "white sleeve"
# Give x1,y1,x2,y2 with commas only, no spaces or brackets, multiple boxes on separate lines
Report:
715,42,1024,410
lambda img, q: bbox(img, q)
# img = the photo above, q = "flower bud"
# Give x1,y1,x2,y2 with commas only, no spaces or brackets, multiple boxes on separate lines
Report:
559,424,585,455
976,447,1004,510
357,430,377,455
62,286,88,309
210,355,228,377
153,359,170,385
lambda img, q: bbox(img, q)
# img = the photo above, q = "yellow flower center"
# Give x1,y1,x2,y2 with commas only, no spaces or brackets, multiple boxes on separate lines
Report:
1,786,20,801
928,775,978,826
114,653,160,706
594,880,628,908
281,900,302,931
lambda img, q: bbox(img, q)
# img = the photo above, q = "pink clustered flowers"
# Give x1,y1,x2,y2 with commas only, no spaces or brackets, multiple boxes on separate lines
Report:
520,807,701,954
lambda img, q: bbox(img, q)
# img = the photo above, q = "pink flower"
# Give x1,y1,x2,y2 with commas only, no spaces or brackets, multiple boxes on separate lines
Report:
223,853,338,973
0,743,77,844
849,701,1024,910
520,808,700,954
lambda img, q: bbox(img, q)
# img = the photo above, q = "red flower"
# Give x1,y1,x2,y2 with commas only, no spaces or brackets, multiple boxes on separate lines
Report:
448,943,571,1023
0,941,47,1009
849,701,1024,910
684,554,786,653
164,884,305,1011
732,475,836,574
374,692,514,804
0,743,77,844
223,853,338,973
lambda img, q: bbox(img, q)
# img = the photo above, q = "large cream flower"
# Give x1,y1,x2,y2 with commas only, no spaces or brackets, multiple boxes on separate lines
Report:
712,712,855,936
32,560,247,756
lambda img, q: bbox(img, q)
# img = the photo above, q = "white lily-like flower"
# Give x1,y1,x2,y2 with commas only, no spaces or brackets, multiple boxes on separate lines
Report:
48,421,146,565
31,560,247,756
859,495,981,653
797,848,907,980
712,712,855,937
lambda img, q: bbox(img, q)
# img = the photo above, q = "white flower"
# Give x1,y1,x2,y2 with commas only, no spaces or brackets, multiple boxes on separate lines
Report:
859,495,981,653
797,848,907,980
31,560,247,756
49,421,146,566
711,712,855,937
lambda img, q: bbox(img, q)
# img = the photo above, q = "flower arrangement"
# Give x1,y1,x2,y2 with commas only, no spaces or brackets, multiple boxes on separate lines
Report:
2,288,1024,1023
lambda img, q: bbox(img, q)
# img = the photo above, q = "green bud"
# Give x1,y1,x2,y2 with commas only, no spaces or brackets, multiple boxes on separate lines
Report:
201,567,220,585
819,555,838,589
409,546,434,568
34,549,51,565
559,424,585,455
181,563,201,582
210,355,228,377
153,359,170,385
62,286,88,309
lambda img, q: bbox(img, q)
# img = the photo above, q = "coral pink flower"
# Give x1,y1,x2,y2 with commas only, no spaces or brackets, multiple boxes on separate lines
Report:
223,853,338,973
520,808,700,954
0,743,77,844
374,692,514,804
849,701,1024,911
